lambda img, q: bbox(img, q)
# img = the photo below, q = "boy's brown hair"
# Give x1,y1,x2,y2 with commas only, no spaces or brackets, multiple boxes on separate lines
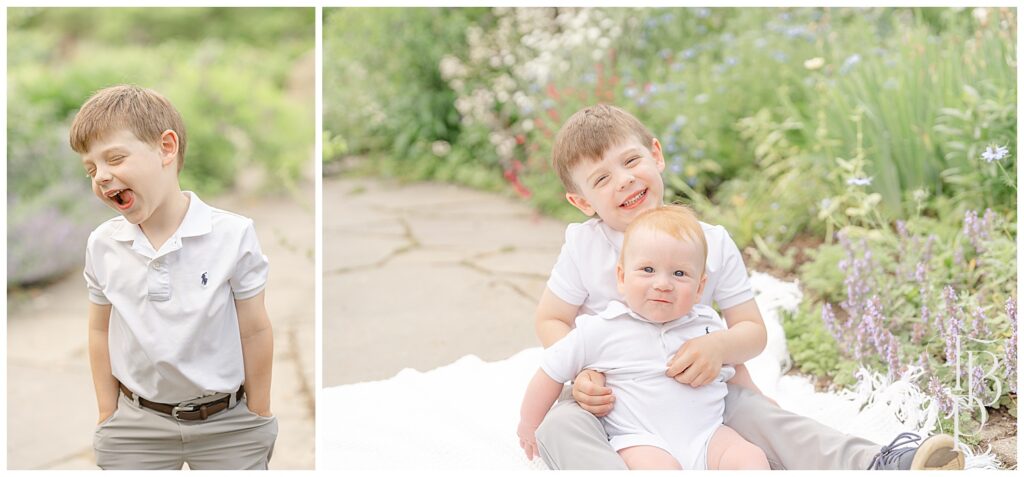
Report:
69,85,188,172
551,104,655,193
621,204,708,275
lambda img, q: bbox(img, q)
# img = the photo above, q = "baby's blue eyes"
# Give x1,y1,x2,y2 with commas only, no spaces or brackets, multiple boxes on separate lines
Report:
639,267,686,276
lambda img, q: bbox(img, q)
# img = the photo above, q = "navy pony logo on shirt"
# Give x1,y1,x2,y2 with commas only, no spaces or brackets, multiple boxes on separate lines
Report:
201,272,208,287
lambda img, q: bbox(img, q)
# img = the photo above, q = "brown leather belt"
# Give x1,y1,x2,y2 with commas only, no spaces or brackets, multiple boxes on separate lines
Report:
119,383,245,421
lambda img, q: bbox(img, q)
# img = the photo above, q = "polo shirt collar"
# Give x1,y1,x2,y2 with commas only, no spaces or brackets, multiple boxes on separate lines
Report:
107,191,213,249
598,299,698,330
178,191,213,238
596,219,624,253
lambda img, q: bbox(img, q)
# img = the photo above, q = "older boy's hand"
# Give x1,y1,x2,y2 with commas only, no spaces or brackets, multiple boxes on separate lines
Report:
97,408,116,425
572,369,615,417
517,421,540,460
667,333,725,387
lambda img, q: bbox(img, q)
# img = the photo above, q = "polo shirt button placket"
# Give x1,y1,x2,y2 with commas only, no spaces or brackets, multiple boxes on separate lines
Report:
147,257,172,301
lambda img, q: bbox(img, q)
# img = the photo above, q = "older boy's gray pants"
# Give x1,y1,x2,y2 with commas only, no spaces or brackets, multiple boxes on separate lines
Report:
535,383,881,470
93,392,278,470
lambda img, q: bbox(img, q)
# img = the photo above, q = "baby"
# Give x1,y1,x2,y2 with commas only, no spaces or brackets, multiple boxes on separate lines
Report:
518,205,769,470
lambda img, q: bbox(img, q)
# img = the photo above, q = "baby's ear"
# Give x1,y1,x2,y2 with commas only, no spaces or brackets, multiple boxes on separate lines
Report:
565,192,596,217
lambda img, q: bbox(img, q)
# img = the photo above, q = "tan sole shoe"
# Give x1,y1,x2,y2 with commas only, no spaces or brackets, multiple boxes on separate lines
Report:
911,434,965,470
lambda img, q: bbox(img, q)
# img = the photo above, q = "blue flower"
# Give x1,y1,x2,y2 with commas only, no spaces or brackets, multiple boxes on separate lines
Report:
839,54,861,75
658,48,672,60
670,155,684,174
981,145,1009,162
847,176,873,186
682,48,696,59
624,87,638,98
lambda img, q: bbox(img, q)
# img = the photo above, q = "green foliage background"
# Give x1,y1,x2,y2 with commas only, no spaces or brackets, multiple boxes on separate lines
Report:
7,7,314,286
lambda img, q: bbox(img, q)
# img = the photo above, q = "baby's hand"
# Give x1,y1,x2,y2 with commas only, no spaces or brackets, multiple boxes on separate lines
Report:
517,421,540,460
666,333,725,387
572,369,614,417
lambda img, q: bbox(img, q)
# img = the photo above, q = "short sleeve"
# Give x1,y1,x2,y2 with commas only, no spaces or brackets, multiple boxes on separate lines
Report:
540,321,588,383
711,229,755,310
229,221,269,300
545,225,587,306
83,235,110,305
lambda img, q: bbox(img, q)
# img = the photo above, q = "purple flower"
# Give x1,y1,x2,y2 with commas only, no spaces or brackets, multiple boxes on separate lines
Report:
1006,297,1017,382
970,305,989,339
971,365,986,401
929,376,953,416
847,176,873,186
980,145,1009,162
914,263,927,284
944,287,963,364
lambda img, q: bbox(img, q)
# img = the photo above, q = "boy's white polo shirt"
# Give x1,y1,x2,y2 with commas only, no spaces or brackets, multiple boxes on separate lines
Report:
84,192,268,403
546,218,754,316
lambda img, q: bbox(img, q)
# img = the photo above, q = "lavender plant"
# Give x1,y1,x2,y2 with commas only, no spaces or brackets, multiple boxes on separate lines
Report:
816,208,1016,436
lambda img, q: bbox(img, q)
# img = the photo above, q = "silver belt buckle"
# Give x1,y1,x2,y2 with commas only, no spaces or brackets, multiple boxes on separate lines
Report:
171,403,198,420
171,392,231,420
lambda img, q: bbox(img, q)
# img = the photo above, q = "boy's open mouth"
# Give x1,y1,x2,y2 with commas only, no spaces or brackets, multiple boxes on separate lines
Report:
620,188,648,208
106,189,135,210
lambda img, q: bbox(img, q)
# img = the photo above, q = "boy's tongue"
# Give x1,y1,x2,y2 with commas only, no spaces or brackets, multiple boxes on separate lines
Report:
116,189,135,210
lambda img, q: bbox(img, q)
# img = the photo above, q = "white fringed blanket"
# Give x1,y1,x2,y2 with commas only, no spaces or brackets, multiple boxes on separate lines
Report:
321,273,1000,470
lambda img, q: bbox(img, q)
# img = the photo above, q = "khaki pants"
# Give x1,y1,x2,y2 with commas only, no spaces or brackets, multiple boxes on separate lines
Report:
535,383,881,470
93,392,278,470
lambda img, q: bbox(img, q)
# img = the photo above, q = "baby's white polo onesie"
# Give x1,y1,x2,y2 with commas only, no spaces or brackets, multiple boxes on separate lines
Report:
541,300,735,470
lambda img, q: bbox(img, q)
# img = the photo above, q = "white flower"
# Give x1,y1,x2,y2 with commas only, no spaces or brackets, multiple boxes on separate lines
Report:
803,57,825,70
431,141,451,157
847,176,873,186
981,145,1009,163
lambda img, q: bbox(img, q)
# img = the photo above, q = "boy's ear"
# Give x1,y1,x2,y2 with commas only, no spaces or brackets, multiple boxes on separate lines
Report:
696,272,708,300
565,192,596,217
650,137,666,173
159,130,179,167
616,262,626,294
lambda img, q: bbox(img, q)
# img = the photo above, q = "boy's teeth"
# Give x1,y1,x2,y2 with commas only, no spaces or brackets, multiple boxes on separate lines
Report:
623,189,647,206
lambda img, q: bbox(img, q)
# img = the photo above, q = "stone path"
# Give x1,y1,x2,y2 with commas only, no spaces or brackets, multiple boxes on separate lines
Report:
323,175,569,386
6,181,315,470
